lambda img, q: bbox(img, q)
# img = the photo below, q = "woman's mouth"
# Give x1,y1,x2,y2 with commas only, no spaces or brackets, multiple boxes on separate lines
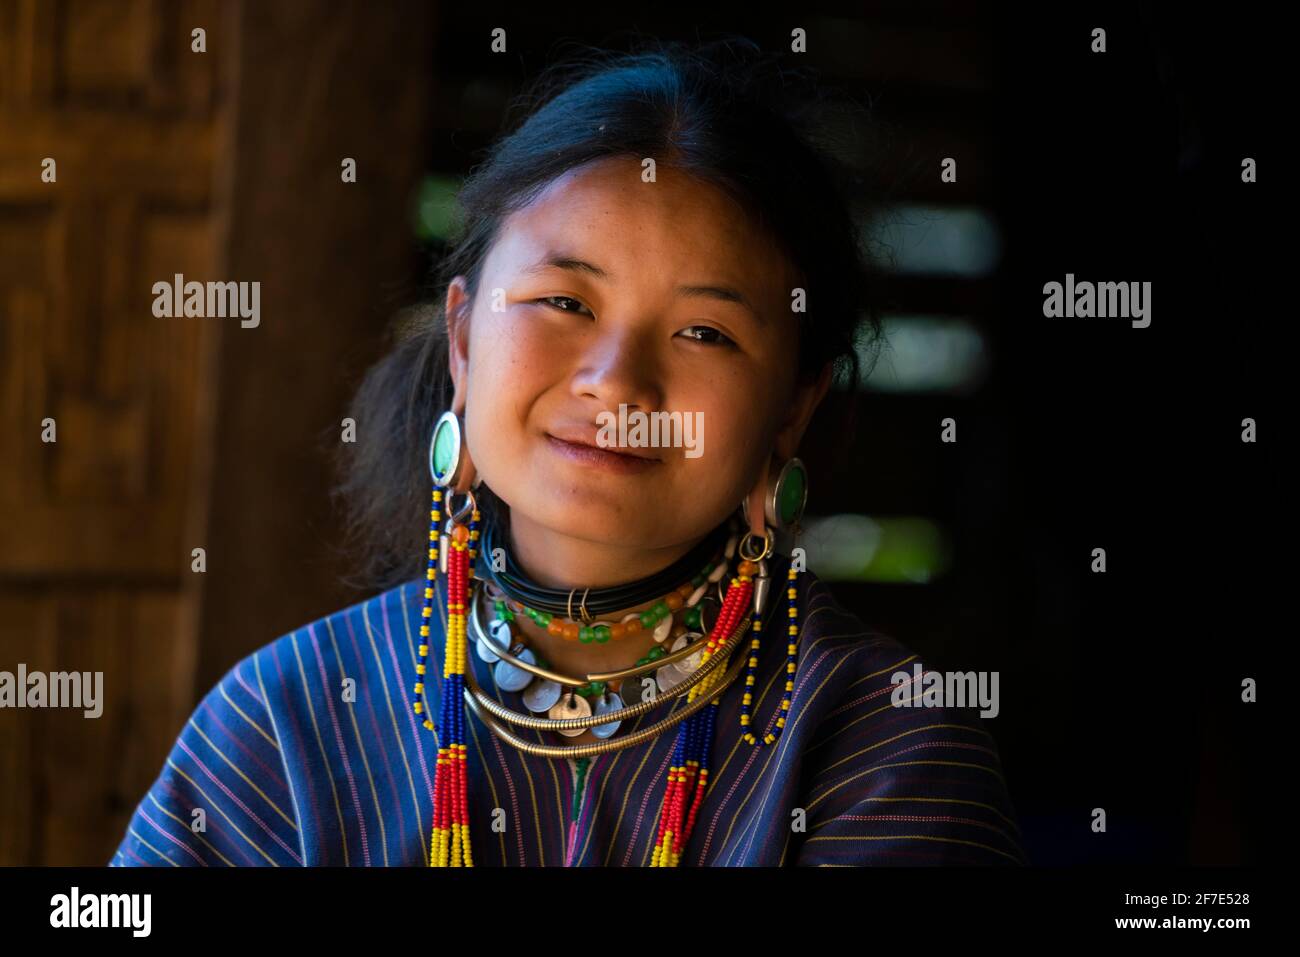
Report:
544,434,662,474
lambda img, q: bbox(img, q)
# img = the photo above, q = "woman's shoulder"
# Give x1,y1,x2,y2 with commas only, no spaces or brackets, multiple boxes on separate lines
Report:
788,565,927,688
244,577,432,718
110,578,430,866
791,565,1005,763
785,567,1027,865
260,577,430,657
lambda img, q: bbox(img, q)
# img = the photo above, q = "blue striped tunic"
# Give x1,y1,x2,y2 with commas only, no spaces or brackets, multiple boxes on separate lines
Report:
111,553,1026,866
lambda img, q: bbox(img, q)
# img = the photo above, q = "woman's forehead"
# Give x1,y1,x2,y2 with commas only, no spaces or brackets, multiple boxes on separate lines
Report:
494,157,792,298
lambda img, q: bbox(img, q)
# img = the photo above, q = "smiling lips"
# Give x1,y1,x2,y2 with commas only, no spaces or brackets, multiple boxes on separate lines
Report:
544,428,662,474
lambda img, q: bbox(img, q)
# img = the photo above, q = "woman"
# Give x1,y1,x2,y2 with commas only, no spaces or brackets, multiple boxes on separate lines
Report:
111,39,1025,867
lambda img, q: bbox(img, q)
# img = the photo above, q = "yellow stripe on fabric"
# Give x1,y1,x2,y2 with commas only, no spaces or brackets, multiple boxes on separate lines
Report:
801,832,1021,863
635,692,695,867
147,791,234,866
458,592,548,866
253,650,305,864
164,758,281,865
585,736,648,866
600,679,676,866
186,718,297,830
805,759,1009,815
128,827,179,867
804,797,1021,848
831,652,920,700
423,576,507,865
718,639,860,863
808,794,1022,834
327,617,389,866
463,699,508,866
701,596,843,820
633,597,843,867
220,683,278,751
802,655,1003,761
291,632,350,866
812,721,998,780
647,598,826,866
367,591,427,857
713,590,865,861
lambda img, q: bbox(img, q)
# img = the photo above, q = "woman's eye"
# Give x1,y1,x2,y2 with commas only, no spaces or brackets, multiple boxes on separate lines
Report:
535,296,591,315
678,325,736,348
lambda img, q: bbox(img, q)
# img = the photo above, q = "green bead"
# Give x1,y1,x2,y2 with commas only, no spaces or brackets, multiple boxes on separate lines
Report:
647,646,665,661
538,611,550,626
652,601,669,618
594,625,610,643
685,607,702,629
640,612,654,627
579,626,593,643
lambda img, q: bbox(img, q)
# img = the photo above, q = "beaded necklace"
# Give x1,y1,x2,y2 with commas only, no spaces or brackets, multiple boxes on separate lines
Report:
412,490,799,867
474,537,736,741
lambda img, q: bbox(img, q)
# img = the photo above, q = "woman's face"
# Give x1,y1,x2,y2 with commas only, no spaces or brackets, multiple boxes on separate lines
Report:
446,154,830,554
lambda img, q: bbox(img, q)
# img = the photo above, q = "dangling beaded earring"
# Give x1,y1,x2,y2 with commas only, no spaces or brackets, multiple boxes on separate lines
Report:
739,457,809,747
649,542,759,867
649,457,810,867
412,409,481,867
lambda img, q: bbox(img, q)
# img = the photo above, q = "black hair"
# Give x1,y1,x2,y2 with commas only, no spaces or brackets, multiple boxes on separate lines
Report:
332,36,890,593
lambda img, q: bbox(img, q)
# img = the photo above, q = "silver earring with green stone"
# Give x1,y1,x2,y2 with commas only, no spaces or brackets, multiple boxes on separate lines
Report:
742,456,808,533
428,409,481,494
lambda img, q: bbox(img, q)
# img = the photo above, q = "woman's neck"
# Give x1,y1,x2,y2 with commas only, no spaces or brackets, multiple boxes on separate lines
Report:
497,511,711,687
506,511,701,589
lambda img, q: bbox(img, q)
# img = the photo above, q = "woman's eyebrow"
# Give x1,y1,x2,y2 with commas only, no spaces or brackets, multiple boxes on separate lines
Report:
522,253,609,280
678,283,762,322
523,251,763,323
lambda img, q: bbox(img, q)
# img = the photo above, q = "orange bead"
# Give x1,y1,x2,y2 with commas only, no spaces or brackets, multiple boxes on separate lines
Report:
625,618,642,634
547,619,565,636
563,623,580,640
738,560,757,576
665,592,683,611
677,582,694,598
610,623,626,640
453,525,470,544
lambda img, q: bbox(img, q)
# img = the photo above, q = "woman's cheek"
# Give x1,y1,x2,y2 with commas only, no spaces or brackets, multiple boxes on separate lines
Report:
694,402,747,464
472,313,545,394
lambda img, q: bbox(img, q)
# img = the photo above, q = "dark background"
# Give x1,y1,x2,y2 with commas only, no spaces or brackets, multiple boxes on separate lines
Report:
0,1,1275,866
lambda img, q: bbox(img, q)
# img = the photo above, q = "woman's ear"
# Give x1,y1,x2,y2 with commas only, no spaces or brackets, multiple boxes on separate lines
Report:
445,276,472,414
745,462,772,538
745,362,834,537
775,361,834,459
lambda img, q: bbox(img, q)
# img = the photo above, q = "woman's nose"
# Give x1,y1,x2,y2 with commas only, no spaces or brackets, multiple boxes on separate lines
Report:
569,326,664,414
